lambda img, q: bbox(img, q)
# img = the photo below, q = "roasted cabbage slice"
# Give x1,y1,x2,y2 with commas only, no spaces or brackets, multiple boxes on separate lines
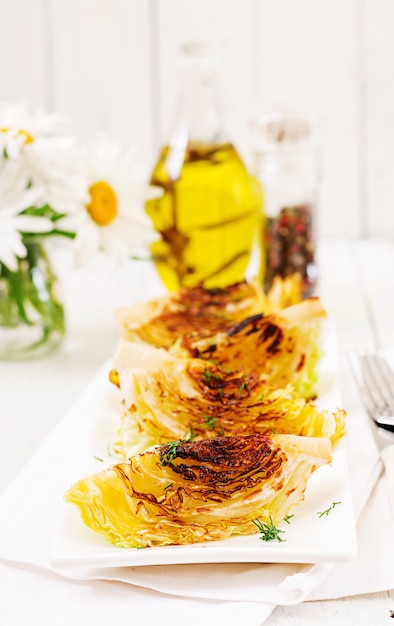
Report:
112,341,345,458
170,297,326,399
116,276,304,350
64,433,332,548
266,273,303,310
116,280,265,349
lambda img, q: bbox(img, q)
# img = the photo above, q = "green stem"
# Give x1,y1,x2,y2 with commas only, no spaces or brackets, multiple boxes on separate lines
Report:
0,236,65,359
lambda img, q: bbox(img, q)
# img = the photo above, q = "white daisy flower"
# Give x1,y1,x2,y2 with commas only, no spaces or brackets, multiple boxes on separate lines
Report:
0,158,52,271
68,135,159,268
24,136,88,216
0,128,25,160
0,102,86,216
0,101,64,140
0,105,161,272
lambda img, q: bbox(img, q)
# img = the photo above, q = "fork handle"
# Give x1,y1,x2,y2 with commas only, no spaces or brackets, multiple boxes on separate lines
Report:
381,445,394,520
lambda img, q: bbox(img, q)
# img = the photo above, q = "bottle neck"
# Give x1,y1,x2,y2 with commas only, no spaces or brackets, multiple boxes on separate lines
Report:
169,43,227,148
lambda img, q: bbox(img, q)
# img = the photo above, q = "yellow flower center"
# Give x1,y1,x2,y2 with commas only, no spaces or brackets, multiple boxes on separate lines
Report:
87,181,118,226
1,127,34,144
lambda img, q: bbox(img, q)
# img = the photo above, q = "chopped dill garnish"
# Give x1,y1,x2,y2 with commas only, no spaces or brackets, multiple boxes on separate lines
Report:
271,427,276,434
202,414,217,429
93,455,104,462
259,392,266,401
187,427,197,441
202,414,224,435
239,381,246,397
252,517,286,542
160,440,182,465
203,366,223,384
160,430,196,466
203,367,210,382
136,545,146,550
164,483,173,490
284,515,294,524
317,501,342,518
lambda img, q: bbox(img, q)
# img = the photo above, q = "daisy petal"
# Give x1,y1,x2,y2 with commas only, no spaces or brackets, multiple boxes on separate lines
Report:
14,215,53,233
0,232,26,271
73,221,101,268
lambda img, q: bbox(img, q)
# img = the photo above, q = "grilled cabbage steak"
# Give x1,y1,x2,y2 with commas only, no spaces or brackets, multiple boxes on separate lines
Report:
169,297,326,399
64,433,332,548
113,298,326,400
116,280,265,349
116,276,304,350
111,341,345,458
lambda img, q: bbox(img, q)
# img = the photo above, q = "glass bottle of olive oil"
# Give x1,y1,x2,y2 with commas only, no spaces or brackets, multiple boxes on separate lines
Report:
145,42,261,291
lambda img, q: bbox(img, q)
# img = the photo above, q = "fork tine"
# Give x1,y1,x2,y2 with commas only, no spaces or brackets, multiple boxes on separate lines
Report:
361,356,391,410
361,355,394,412
359,354,394,431
359,357,380,416
372,355,394,401
348,353,378,418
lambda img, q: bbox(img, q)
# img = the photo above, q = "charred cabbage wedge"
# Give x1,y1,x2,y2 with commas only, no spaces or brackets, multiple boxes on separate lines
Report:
112,297,326,400
116,276,303,350
111,341,345,458
170,297,326,399
64,433,332,548
116,280,265,349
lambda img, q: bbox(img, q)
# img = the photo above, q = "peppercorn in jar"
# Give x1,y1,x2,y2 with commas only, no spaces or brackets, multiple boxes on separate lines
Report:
251,111,320,298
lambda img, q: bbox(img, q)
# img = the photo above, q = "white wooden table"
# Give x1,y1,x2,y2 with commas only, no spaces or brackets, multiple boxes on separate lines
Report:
1,238,393,625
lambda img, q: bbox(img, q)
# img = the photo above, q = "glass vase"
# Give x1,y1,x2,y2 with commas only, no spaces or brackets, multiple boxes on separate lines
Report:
0,237,65,360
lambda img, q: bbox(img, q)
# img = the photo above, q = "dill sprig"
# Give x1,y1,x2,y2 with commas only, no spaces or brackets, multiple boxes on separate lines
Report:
201,413,225,436
203,366,223,384
202,413,217,429
160,440,182,465
317,501,342,518
160,429,196,466
252,516,286,542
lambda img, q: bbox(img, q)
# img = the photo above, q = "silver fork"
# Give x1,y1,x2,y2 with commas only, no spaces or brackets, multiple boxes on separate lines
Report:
358,354,394,433
351,352,394,518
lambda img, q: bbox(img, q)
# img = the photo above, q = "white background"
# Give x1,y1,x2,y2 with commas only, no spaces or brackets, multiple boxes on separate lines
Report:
1,0,394,241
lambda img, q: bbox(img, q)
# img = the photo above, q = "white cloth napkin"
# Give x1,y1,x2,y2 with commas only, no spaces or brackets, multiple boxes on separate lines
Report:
0,357,393,625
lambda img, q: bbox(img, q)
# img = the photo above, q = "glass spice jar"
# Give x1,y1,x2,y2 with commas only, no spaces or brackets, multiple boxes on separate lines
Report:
251,111,320,298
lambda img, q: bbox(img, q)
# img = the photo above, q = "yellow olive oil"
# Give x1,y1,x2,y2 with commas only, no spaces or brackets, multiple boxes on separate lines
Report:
146,141,261,290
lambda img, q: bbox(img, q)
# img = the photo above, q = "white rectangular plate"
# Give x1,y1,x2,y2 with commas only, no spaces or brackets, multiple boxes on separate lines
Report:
51,329,357,571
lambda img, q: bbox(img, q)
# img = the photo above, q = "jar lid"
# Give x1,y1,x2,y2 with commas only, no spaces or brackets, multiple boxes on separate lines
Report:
176,40,222,67
250,109,320,153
